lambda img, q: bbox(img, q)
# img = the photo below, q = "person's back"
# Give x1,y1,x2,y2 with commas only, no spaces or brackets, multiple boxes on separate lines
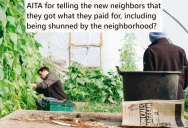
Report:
143,30,188,99
31,67,67,110
36,72,67,100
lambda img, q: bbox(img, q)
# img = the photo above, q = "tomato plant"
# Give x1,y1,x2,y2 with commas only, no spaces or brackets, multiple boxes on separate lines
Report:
120,33,140,71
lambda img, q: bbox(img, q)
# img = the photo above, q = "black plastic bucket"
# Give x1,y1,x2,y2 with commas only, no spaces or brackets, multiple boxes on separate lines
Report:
116,66,185,101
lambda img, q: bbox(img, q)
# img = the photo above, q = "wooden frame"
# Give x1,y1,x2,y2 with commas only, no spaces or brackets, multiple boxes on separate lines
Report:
69,32,103,68
69,32,72,67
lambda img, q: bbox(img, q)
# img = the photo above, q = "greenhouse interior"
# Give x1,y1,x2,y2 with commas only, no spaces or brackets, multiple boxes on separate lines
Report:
0,0,188,127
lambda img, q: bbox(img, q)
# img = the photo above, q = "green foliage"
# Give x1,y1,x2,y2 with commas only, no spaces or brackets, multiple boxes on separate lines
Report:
120,33,140,71
0,0,43,117
75,102,122,113
63,62,123,104
42,42,56,72
184,89,188,119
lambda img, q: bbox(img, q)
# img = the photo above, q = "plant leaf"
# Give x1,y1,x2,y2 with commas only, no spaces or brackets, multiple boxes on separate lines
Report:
15,65,21,74
101,97,106,102
0,68,4,80
0,7,6,28
117,90,123,98
77,78,85,86
0,0,6,12
67,83,74,89
3,86,9,94
70,73,77,80
0,97,2,104
7,16,16,26
0,43,4,60
0,38,2,45
108,97,116,103
111,82,117,86
9,32,17,44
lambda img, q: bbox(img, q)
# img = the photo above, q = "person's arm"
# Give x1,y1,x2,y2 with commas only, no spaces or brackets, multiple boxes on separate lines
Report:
27,84,37,91
30,73,59,89
36,78,57,89
35,88,44,94
31,84,37,88
143,48,154,71
28,84,43,94
30,83,47,94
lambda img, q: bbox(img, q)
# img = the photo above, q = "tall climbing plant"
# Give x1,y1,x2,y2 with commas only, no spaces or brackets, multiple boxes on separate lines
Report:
0,0,43,117
120,33,140,71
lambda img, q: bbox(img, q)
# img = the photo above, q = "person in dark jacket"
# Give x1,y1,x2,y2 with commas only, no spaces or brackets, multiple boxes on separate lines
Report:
31,67,67,110
143,30,188,100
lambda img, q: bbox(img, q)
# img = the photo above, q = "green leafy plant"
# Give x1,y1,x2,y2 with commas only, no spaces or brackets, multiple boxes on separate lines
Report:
42,42,56,72
63,62,123,104
120,33,140,71
75,102,122,113
0,0,43,117
184,89,188,119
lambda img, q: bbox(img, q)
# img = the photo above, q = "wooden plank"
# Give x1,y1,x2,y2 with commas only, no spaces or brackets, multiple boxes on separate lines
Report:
100,32,103,68
69,32,71,67
71,44,100,48
53,60,67,66
69,32,102,68
83,66,100,68
0,110,122,128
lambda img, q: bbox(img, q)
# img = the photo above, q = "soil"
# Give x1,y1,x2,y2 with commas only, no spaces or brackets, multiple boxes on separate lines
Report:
0,110,122,128
10,114,103,128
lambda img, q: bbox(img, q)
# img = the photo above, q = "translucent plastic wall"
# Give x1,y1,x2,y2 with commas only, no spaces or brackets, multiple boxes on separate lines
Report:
35,0,188,73
34,32,130,73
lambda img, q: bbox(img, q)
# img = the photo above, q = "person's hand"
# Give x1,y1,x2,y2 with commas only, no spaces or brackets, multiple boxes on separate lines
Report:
31,84,37,88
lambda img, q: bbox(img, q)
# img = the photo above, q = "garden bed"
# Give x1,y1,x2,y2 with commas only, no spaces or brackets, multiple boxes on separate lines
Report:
73,102,121,113
0,110,122,128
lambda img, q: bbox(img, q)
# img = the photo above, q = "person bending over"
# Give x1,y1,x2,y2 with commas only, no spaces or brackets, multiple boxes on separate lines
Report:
31,67,67,110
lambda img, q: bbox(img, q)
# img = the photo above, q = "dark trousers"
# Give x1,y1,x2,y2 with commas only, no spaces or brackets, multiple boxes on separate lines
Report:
36,97,57,110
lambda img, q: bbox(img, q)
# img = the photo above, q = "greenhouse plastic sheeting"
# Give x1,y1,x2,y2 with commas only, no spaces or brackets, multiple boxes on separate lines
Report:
34,0,188,73
34,32,137,73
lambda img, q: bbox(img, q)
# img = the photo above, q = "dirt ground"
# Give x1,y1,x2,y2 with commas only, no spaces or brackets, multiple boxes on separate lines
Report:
0,110,122,128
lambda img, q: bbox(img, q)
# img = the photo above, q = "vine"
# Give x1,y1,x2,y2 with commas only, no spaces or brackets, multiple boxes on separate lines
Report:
0,0,43,117
120,33,140,71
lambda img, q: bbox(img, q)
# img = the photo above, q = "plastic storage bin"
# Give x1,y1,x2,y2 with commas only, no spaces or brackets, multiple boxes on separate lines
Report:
42,99,75,111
